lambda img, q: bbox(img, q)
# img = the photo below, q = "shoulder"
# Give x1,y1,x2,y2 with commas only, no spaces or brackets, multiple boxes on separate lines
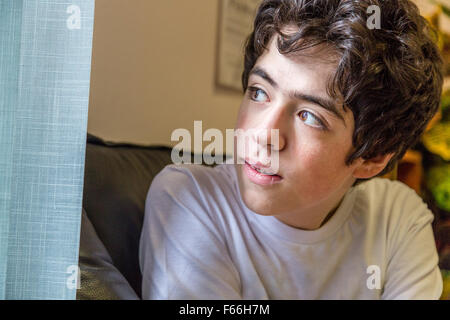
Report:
147,164,212,208
146,163,237,222
352,177,435,241
149,163,233,197
357,180,442,299
354,178,432,218
354,178,421,206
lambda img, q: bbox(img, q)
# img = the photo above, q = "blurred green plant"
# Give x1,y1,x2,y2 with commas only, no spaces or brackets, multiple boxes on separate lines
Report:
426,163,450,211
422,88,450,160
423,89,450,211
441,89,450,120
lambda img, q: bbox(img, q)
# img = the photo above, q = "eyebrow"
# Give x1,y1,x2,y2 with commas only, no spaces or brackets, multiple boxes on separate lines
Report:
249,67,346,126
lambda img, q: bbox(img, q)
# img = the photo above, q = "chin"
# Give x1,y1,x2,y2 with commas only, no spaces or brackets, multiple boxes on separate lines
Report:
240,191,282,216
236,164,286,215
247,204,274,216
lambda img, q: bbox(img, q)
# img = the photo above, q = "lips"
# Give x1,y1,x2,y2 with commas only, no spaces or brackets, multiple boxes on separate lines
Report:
243,161,282,186
246,161,278,176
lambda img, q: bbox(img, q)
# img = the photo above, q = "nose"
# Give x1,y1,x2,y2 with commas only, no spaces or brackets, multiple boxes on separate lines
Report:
252,107,286,153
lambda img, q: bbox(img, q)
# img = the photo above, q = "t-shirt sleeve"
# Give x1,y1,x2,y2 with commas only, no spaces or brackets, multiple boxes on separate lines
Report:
138,165,242,299
381,184,443,300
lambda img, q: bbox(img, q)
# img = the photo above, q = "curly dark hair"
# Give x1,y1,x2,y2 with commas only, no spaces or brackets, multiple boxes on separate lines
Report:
242,0,443,180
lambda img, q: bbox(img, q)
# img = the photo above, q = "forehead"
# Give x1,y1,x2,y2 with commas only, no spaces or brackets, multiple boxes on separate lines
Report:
252,34,340,98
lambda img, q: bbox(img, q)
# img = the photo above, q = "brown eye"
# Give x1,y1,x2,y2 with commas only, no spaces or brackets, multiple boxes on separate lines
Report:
299,110,308,121
298,110,327,130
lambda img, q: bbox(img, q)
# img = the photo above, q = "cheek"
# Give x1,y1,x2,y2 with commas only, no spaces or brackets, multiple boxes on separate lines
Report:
291,140,352,191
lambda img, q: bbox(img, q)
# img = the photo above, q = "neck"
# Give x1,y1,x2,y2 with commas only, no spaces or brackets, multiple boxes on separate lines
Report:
319,197,343,227
274,183,353,231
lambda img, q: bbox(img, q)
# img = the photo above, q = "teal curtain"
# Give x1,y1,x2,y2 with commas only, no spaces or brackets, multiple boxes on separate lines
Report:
0,0,95,299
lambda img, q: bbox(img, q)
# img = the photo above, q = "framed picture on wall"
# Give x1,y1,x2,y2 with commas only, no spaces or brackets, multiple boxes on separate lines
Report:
216,0,261,92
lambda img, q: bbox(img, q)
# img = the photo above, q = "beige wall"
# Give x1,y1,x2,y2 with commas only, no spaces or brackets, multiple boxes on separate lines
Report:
87,0,244,146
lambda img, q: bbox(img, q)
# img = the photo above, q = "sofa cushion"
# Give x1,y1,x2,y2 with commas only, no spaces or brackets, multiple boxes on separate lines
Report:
77,209,139,300
82,133,173,297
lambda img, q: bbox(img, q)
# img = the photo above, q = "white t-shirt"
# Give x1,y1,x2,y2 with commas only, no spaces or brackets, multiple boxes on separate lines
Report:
139,163,443,299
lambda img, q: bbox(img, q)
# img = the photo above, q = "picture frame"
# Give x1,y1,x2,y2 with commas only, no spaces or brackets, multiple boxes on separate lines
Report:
215,0,261,92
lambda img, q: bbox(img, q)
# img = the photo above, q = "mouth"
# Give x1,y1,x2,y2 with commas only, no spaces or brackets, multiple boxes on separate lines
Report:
244,161,282,185
245,161,279,175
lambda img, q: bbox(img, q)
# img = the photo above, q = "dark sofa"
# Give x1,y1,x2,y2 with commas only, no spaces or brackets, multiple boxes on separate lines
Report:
77,133,226,299
77,133,175,299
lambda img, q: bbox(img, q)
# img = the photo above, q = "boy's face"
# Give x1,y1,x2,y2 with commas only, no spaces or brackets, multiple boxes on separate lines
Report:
234,34,364,229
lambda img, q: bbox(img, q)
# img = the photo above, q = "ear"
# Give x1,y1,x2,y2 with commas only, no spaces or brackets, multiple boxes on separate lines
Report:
352,152,395,179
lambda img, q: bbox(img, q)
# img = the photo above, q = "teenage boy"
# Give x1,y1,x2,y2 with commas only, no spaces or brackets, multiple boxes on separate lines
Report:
139,0,444,299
